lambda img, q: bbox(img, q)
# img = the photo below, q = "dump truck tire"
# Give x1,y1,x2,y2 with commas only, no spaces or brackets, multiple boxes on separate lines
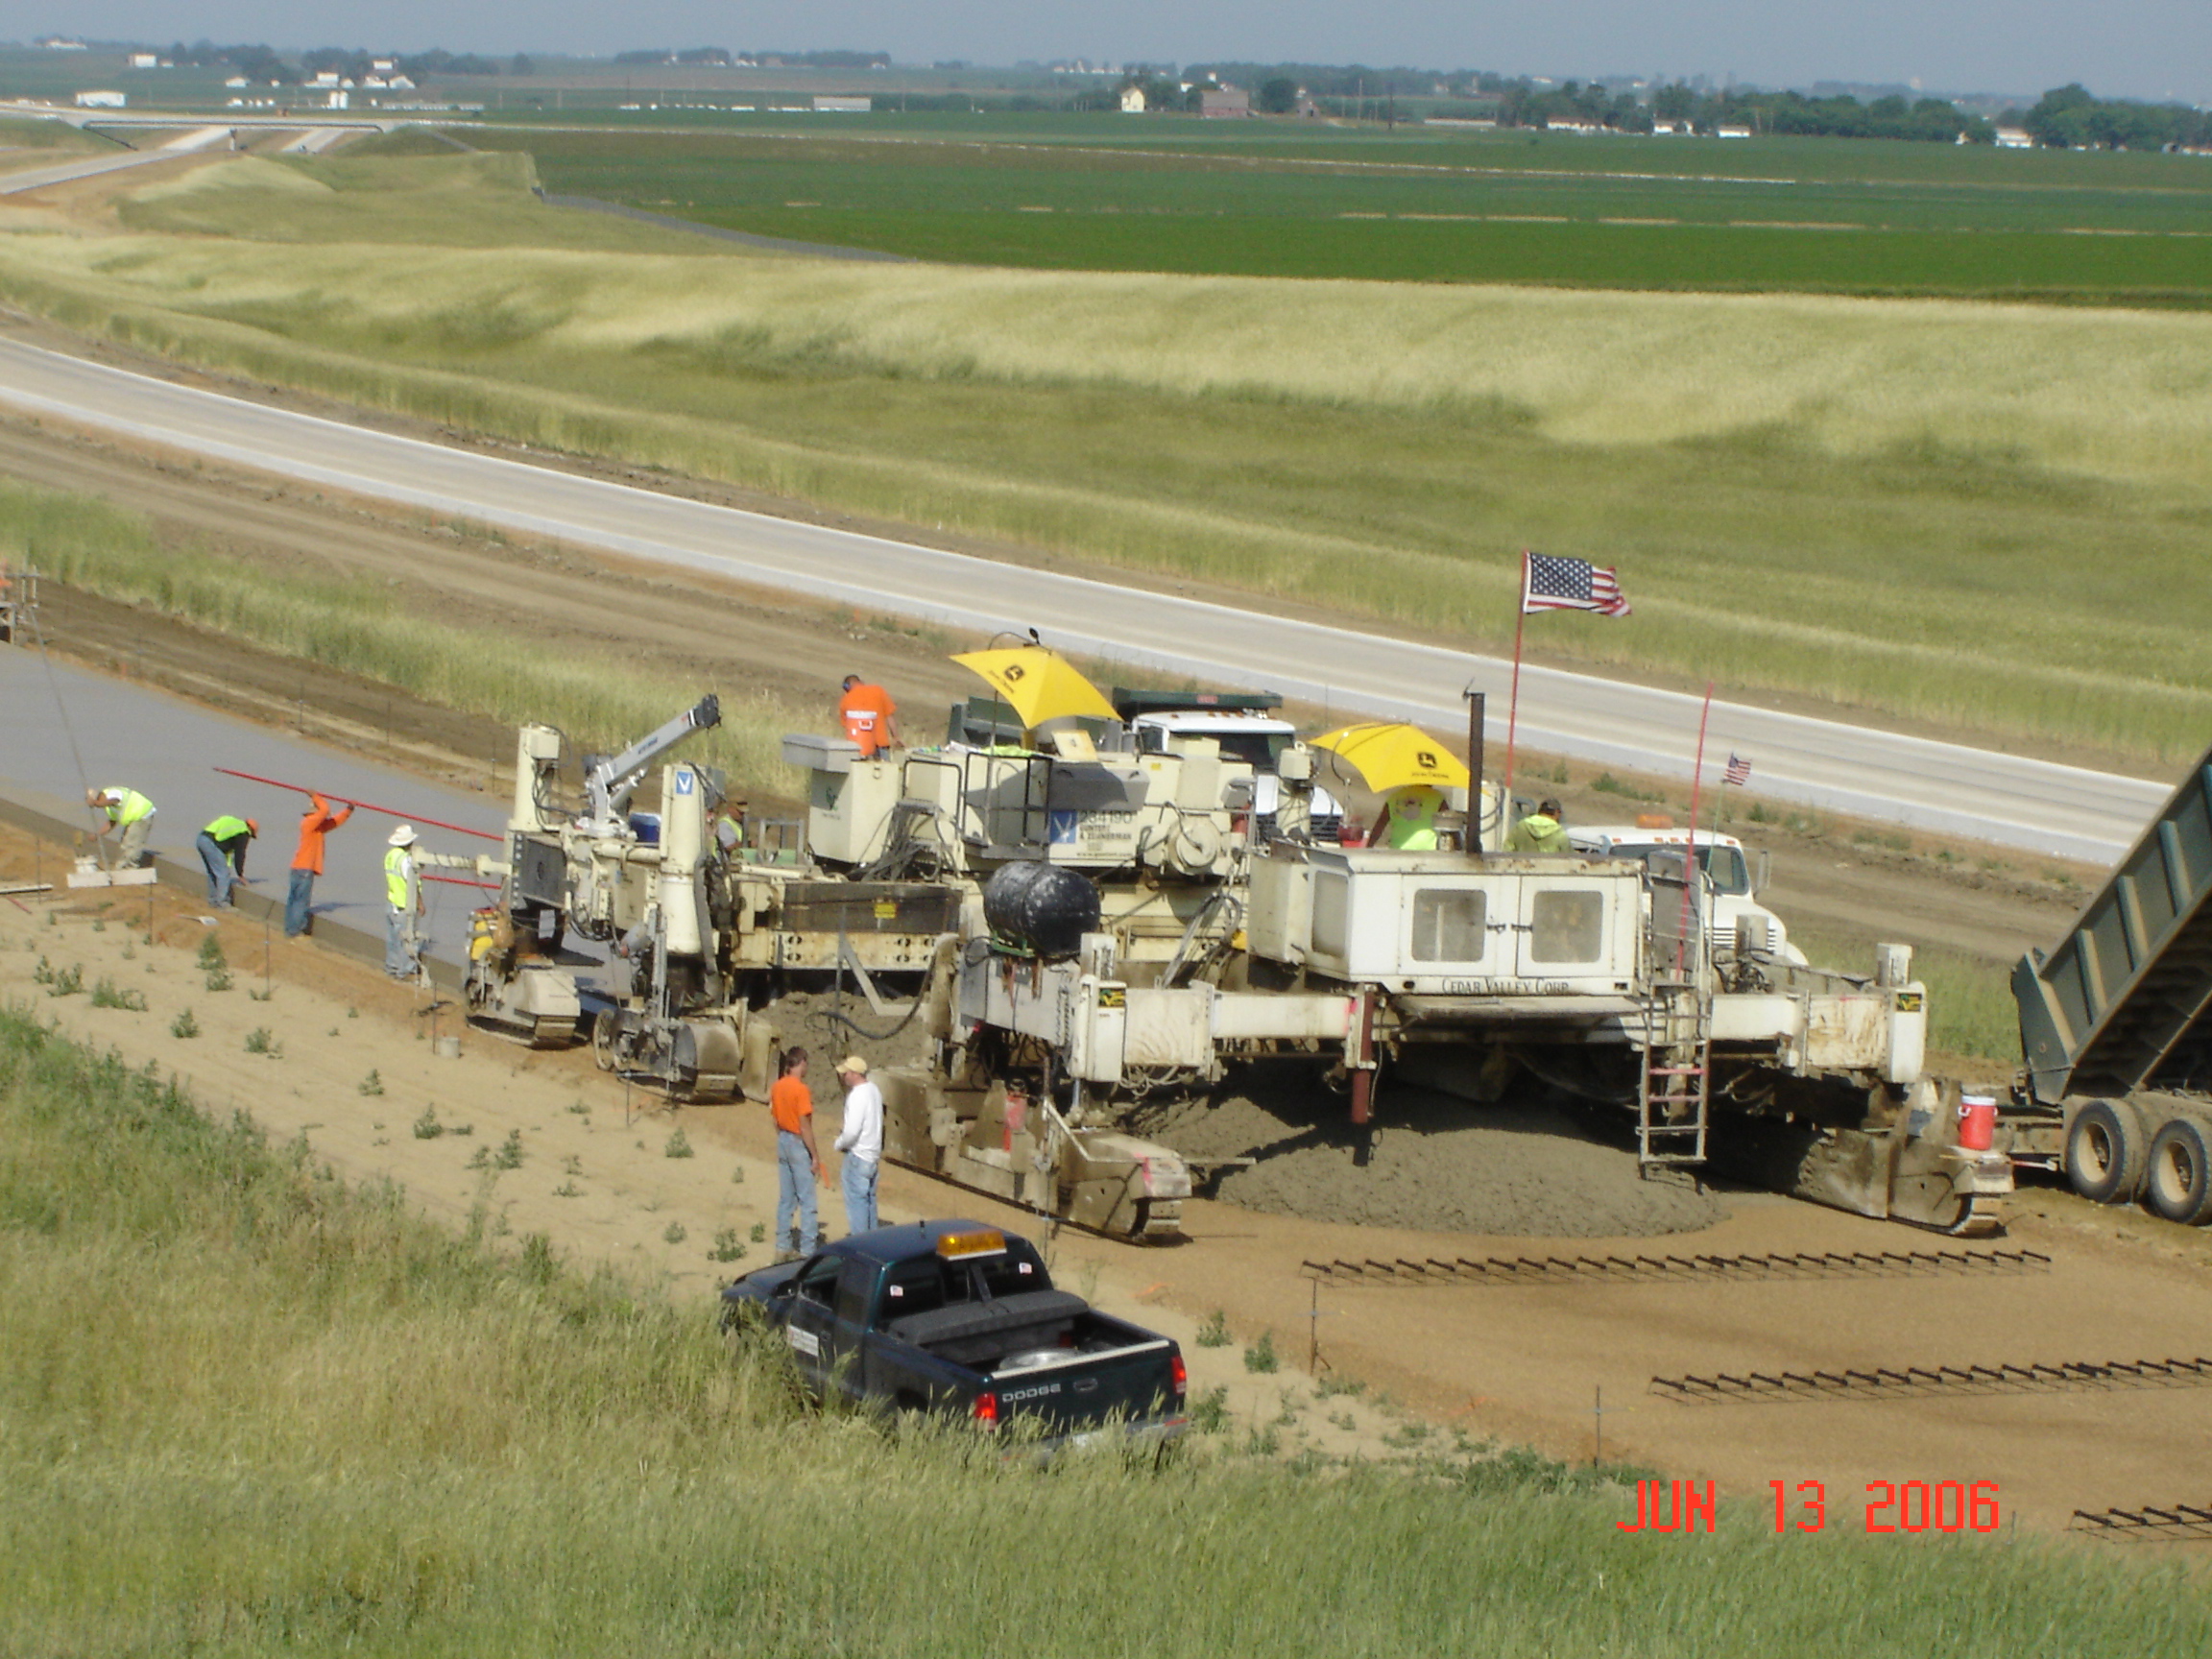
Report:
2065,1098,2147,1205
2144,1115,2212,1225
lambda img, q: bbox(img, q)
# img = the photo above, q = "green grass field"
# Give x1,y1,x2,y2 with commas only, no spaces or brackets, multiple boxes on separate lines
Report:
9,1007,2209,1655
437,125,2212,302
3,147,2209,768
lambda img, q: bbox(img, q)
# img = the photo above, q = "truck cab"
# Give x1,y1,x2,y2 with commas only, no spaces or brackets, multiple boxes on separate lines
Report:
1567,825,1805,966
1117,691,1344,840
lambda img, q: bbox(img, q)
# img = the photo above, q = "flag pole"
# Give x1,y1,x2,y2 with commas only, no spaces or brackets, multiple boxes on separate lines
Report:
1503,550,1528,798
1678,682,1713,976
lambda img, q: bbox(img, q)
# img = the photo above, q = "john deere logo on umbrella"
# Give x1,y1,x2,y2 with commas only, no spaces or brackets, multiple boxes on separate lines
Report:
1002,664,1026,682
1417,750,1438,770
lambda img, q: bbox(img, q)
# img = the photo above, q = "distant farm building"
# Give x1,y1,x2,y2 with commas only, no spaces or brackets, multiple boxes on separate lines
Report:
1994,127,2034,148
1119,85,1145,112
73,89,126,108
127,53,157,69
1545,117,1601,133
1649,119,1688,135
1200,88,1251,118
1715,124,1753,138
812,95,872,112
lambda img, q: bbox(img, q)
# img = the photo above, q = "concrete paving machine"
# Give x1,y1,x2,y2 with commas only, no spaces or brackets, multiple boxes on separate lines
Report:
466,699,960,1098
781,666,2007,1238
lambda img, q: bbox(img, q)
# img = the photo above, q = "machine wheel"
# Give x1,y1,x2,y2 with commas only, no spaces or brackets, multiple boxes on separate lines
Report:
591,1017,616,1072
2065,1099,2147,1205
2143,1116,2212,1225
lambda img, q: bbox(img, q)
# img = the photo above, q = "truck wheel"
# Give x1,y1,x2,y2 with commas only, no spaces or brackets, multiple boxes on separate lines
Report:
2144,1117,2212,1225
2065,1099,2146,1205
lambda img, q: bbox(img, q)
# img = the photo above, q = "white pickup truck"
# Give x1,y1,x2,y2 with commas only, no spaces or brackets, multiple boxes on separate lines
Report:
1566,824,1806,965
1117,692,1345,840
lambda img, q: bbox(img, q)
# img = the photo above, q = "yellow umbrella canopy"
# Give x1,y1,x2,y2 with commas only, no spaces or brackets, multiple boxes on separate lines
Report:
1310,722,1472,795
950,646,1119,729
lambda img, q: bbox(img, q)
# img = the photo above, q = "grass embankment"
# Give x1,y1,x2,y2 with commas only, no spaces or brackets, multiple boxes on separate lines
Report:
7,1008,2208,1655
0,477,805,796
3,152,2209,764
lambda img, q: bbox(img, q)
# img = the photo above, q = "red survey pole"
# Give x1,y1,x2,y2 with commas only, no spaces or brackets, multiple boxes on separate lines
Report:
1677,682,1713,975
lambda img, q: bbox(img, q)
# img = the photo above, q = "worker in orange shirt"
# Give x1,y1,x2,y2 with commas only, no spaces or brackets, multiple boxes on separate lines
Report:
770,1046,826,1261
284,792,354,937
837,674,901,758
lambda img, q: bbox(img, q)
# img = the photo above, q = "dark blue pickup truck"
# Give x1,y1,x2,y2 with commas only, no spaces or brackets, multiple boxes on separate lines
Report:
720,1219,1188,1445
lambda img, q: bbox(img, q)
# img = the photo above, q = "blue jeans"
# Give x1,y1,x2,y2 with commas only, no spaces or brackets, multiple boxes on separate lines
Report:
284,868,315,936
385,908,416,977
777,1131,819,1256
841,1155,879,1237
195,832,235,906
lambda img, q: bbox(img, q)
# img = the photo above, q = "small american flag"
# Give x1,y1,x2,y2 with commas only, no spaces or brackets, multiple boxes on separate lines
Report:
1724,753,1752,787
1523,551,1632,617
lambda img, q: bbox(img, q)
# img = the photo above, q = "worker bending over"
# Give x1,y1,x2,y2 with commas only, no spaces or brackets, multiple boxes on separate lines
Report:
1505,797,1572,853
286,793,354,938
838,674,901,758
195,813,258,907
833,1053,883,1237
383,824,425,980
86,786,156,868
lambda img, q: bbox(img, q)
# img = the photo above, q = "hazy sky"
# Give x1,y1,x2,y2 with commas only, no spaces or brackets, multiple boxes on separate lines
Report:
14,1,2209,104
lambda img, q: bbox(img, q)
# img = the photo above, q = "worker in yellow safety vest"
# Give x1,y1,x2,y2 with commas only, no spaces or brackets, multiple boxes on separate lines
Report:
383,824,424,980
1376,785,1444,852
86,786,156,868
195,813,259,907
1505,798,1572,853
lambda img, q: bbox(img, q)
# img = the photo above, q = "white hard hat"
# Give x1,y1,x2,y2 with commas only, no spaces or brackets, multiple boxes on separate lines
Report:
388,824,418,847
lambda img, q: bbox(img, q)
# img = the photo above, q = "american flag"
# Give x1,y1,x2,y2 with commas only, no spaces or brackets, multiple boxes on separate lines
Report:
1522,552,1632,617
1724,753,1752,786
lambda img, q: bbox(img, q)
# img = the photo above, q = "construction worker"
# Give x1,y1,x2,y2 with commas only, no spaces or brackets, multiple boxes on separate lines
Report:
86,786,156,868
832,1053,883,1237
837,674,901,758
770,1046,826,1261
285,793,355,938
194,813,259,907
383,825,425,980
711,796,749,857
1506,797,1572,853
1375,785,1444,852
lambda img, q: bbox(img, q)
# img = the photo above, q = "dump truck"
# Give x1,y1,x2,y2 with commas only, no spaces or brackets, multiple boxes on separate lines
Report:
719,1220,1188,1447
2001,739,2212,1225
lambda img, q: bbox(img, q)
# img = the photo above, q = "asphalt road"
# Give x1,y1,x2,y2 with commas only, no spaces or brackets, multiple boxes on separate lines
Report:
0,334,2170,864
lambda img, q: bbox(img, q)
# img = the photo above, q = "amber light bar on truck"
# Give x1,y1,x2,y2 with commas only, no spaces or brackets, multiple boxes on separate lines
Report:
937,1228,1007,1260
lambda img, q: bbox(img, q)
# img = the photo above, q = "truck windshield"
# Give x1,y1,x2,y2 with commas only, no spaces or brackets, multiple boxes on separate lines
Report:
1212,731,1291,772
1611,843,1750,896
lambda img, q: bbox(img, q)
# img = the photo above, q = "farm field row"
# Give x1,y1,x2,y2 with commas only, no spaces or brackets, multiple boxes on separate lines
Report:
438,125,2212,301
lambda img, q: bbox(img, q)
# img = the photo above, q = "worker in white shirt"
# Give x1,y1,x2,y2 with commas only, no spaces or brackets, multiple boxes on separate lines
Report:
832,1053,883,1237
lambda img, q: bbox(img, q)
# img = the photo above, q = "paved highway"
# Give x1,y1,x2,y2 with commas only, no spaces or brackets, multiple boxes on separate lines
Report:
0,130,228,195
0,334,2168,864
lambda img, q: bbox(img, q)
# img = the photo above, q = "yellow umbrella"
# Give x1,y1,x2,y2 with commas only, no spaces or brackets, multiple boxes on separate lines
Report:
950,646,1118,729
1310,722,1471,794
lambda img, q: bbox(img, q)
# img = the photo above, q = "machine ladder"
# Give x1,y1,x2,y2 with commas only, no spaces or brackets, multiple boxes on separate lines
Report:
1638,976,1711,1168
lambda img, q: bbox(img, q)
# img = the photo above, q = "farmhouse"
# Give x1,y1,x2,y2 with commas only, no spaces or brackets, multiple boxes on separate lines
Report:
1119,85,1145,113
1201,88,1251,118
1994,127,2034,148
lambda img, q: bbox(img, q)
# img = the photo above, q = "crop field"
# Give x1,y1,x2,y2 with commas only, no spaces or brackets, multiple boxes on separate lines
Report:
5,147,2212,767
444,124,2212,302
11,1009,2211,1657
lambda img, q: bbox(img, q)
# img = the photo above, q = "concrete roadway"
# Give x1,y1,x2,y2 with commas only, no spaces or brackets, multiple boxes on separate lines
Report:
3,650,504,967
0,334,2171,865
0,130,228,195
